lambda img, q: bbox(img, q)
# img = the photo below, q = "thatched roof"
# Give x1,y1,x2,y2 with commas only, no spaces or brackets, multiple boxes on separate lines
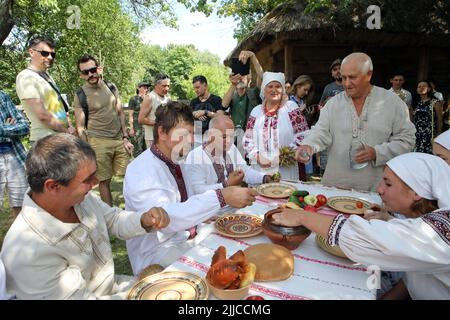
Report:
225,1,450,65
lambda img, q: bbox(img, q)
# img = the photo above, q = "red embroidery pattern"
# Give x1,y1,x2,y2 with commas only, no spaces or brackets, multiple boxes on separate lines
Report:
151,144,188,202
421,210,450,246
288,108,309,145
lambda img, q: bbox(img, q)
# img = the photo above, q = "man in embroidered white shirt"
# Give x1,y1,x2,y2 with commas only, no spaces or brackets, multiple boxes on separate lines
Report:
1,134,169,299
184,115,277,195
124,102,258,275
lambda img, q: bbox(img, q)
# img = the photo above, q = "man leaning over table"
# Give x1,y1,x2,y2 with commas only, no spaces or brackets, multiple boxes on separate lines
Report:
1,134,169,299
124,101,258,275
184,114,278,195
296,52,416,192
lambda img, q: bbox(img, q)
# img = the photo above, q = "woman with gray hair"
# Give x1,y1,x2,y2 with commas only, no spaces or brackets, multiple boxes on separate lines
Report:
243,71,309,181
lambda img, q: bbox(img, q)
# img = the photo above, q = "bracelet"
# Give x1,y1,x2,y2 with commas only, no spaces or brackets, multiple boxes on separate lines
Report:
122,136,129,140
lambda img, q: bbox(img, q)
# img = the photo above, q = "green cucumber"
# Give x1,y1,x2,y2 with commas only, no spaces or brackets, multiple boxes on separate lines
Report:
288,195,302,206
292,190,309,197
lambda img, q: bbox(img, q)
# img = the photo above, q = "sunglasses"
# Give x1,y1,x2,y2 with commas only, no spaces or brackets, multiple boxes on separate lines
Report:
32,49,56,58
80,67,98,75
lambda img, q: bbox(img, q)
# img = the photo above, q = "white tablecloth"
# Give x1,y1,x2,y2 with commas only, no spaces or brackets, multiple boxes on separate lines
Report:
165,183,381,300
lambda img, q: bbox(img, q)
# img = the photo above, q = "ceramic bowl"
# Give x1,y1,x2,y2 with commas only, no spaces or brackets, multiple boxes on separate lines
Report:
205,278,251,300
262,208,311,250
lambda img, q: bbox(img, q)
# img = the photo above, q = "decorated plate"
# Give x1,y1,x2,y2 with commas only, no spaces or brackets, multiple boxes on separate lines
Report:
256,183,297,199
315,234,348,259
215,214,263,238
127,271,209,300
326,196,371,215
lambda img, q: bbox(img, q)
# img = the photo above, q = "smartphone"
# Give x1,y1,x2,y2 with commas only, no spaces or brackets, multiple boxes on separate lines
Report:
231,58,250,76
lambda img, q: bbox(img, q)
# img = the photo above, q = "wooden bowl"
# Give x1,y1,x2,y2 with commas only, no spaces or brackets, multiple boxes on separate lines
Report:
262,208,311,250
205,278,251,300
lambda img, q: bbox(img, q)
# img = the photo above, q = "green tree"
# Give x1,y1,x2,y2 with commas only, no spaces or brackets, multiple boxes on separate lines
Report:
184,63,230,100
0,0,206,44
1,0,148,104
213,0,449,40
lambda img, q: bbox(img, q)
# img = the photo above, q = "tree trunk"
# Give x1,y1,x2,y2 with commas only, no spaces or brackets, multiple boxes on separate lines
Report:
0,0,14,44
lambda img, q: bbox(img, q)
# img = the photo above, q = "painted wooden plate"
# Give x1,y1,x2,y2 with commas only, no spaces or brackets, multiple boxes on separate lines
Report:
326,196,371,215
315,234,348,259
215,214,263,238
256,183,297,199
127,271,209,300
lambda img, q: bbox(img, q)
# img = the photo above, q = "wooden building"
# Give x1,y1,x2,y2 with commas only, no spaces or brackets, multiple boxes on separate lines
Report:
225,1,450,102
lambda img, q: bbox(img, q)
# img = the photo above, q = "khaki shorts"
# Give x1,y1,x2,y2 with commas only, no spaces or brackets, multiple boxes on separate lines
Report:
88,136,129,181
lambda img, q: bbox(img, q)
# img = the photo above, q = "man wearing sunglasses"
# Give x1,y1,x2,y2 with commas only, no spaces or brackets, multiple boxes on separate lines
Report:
16,35,76,144
74,54,133,207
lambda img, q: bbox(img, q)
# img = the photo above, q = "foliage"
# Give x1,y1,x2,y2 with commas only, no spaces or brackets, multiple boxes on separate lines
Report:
183,63,230,100
141,44,230,100
1,0,148,104
216,0,287,41
212,0,449,40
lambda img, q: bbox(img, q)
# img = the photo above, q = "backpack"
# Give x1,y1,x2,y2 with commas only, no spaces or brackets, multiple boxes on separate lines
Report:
76,80,117,128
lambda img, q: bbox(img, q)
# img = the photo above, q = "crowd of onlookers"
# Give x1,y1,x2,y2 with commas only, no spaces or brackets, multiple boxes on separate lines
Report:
0,35,449,300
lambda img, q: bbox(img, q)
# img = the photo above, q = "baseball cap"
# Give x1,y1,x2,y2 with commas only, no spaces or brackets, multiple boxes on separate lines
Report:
137,81,150,88
329,59,342,71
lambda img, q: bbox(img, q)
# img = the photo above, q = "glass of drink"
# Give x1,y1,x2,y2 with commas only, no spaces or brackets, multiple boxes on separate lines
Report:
349,140,368,169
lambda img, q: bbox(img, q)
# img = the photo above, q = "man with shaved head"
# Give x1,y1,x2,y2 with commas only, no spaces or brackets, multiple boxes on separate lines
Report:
184,114,278,195
296,52,416,191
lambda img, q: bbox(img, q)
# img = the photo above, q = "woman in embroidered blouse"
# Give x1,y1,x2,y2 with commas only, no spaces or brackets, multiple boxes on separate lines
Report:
413,80,443,154
273,152,450,300
243,72,309,181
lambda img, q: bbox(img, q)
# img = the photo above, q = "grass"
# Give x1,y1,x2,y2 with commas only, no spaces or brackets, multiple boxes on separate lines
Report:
0,176,133,276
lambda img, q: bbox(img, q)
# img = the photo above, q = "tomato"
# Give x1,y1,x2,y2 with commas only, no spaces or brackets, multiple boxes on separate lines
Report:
356,201,364,209
315,194,327,207
246,295,265,300
304,205,317,212
298,196,304,203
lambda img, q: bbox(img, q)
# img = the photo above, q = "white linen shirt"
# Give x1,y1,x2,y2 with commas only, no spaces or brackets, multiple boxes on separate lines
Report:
0,192,147,300
184,144,265,195
124,149,224,275
301,86,416,191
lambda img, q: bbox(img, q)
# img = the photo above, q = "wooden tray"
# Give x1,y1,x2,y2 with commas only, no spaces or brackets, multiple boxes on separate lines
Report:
315,234,348,259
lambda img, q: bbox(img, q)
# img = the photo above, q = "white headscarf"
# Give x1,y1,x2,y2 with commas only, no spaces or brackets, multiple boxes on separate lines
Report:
434,130,450,151
260,72,285,100
386,152,450,208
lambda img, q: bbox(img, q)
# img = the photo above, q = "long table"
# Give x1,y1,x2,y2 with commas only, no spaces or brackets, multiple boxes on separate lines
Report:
165,182,382,300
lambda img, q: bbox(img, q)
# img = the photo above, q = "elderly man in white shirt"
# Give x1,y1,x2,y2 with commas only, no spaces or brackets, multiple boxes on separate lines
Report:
0,134,169,300
184,115,277,195
297,52,416,191
124,102,257,275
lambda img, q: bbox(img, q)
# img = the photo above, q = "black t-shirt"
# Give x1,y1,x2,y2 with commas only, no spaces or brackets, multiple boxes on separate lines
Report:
190,94,223,133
